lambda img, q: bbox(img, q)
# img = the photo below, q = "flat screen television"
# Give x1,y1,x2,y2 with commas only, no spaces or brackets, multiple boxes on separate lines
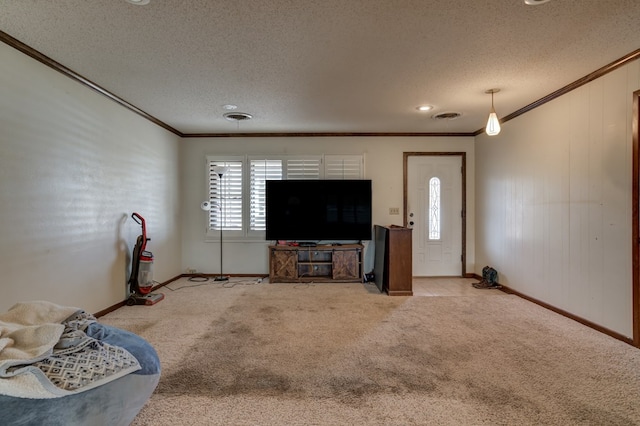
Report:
265,179,372,241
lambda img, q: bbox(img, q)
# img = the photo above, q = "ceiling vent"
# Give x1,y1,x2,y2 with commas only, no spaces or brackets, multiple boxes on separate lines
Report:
431,112,462,120
223,112,253,122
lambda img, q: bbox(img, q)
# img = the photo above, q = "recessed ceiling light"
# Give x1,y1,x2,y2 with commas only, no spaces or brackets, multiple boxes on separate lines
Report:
125,0,150,5
222,104,238,110
524,0,551,5
416,105,433,112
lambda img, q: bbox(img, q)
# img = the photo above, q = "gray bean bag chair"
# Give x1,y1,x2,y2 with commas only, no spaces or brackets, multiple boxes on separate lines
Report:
0,302,160,426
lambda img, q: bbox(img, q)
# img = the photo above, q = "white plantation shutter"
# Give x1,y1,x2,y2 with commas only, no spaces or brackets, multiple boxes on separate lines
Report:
285,157,322,179
324,155,363,179
208,159,243,231
250,159,282,231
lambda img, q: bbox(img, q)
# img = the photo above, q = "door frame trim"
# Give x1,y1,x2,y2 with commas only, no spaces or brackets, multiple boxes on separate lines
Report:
632,90,639,348
403,152,468,277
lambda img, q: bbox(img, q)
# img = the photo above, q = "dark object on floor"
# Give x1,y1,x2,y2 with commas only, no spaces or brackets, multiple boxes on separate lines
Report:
473,266,500,289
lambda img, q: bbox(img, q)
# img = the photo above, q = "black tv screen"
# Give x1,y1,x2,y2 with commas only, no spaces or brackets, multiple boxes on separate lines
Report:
265,179,372,241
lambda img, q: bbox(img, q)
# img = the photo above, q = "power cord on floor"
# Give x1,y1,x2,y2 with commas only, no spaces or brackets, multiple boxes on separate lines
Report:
165,280,212,291
221,278,262,288
165,276,266,291
187,275,210,282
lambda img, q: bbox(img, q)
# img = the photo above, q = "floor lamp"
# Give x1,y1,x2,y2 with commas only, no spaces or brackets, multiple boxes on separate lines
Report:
201,165,229,281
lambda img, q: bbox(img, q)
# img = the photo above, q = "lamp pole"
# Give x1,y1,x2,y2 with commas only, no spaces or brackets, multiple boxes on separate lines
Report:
212,165,229,281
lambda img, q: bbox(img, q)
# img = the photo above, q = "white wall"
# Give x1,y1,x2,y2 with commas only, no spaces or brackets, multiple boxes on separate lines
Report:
180,137,475,276
0,42,182,314
475,59,640,338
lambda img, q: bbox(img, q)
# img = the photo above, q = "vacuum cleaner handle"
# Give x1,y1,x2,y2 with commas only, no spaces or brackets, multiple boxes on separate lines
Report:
131,212,149,244
132,212,144,225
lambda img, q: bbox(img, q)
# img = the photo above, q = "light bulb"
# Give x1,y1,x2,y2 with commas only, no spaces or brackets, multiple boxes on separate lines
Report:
486,110,501,136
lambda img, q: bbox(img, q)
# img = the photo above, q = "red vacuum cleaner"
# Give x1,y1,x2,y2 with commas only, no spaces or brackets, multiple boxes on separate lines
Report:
127,212,164,306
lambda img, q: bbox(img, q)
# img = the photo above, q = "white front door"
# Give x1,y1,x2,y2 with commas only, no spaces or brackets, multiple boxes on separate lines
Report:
407,155,463,276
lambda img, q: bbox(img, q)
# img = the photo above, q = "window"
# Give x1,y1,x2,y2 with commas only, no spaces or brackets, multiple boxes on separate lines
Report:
285,157,322,179
324,155,363,179
250,159,282,231
206,154,364,239
207,158,243,234
429,177,441,240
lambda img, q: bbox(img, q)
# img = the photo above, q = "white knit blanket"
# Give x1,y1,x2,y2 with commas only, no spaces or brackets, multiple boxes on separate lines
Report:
0,301,140,399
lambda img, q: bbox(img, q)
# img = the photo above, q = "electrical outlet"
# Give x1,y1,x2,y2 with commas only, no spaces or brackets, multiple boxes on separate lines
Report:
389,207,400,215
186,268,197,274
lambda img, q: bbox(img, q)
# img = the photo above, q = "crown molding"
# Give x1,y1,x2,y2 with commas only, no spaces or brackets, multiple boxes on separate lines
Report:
181,132,474,138
3,30,638,140
0,30,183,137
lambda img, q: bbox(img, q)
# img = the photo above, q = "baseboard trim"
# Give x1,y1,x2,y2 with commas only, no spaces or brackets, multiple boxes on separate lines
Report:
94,301,126,318
471,274,634,347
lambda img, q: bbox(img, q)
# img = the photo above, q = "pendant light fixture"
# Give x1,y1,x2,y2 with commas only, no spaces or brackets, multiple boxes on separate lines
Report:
485,88,501,136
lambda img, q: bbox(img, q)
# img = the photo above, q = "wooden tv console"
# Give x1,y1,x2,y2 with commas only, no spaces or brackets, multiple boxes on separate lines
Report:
268,244,363,283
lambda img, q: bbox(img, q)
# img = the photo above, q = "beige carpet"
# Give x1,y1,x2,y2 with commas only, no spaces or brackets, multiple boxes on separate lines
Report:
99,278,640,425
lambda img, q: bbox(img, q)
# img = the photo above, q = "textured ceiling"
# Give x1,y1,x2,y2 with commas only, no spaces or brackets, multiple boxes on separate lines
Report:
1,0,639,135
